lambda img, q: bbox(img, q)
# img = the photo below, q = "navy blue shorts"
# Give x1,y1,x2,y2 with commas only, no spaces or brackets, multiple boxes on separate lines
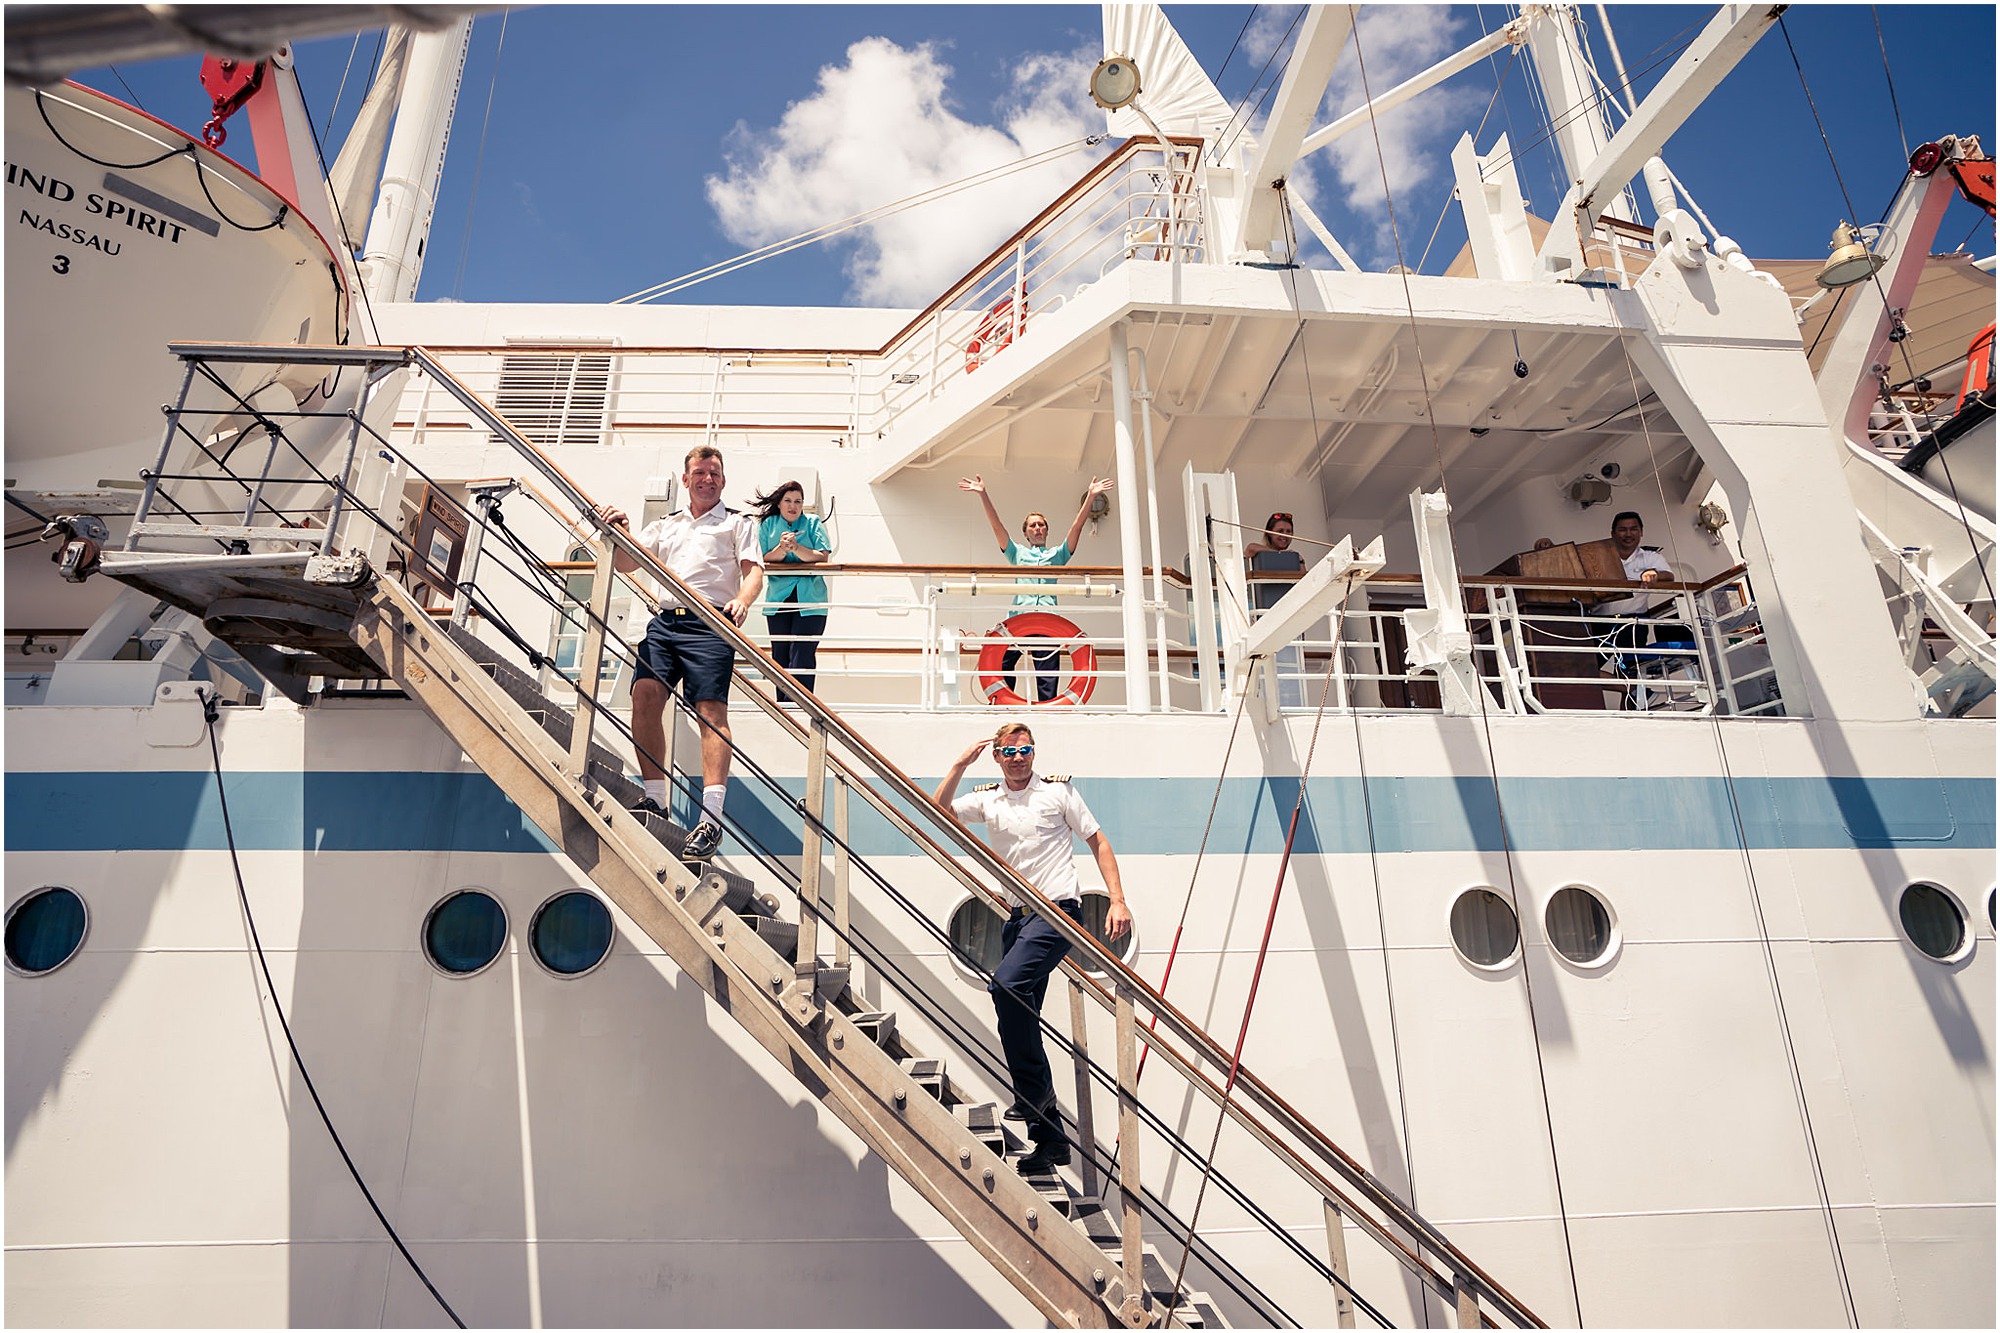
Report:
632,606,735,705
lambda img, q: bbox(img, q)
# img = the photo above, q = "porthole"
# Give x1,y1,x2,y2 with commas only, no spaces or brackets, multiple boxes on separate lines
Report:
1449,887,1519,970
5,886,88,976
423,890,508,976
1898,883,1968,962
1544,886,1616,967
530,891,614,976
1987,886,1995,932
1073,889,1138,975
948,896,1007,978
945,893,1130,982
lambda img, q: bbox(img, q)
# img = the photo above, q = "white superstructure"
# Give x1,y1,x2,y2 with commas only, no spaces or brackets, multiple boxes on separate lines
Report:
6,6,1992,1327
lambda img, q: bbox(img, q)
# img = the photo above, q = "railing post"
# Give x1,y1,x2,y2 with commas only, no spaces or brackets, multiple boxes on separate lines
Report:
1114,984,1146,1327
928,310,941,399
1067,979,1101,1200
450,481,514,627
831,773,851,972
1454,1271,1481,1329
1323,1198,1356,1328
239,424,285,526
796,719,828,980
320,379,374,555
1107,322,1151,712
133,360,198,544
565,539,617,780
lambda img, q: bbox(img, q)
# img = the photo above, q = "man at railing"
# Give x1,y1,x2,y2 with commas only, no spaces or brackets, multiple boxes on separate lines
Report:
596,446,763,861
959,473,1113,702
936,722,1130,1176
1584,511,1695,702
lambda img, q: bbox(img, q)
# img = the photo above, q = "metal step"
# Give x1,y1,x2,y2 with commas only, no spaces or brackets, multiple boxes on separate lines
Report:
900,1056,946,1101
851,1010,897,1049
740,913,798,962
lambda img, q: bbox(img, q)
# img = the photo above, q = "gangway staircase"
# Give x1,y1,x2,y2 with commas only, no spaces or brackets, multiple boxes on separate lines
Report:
76,342,1548,1330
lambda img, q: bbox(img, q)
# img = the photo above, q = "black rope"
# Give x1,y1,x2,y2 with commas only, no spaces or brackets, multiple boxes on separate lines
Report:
36,89,191,169
190,155,288,232
5,491,54,525
202,704,465,1328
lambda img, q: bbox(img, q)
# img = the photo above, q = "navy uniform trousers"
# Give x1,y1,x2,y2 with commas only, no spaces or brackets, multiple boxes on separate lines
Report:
990,898,1086,1148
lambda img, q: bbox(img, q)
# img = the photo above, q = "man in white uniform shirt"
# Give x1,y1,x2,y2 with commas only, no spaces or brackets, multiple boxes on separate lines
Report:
1597,510,1674,615
595,446,763,862
937,721,1131,1174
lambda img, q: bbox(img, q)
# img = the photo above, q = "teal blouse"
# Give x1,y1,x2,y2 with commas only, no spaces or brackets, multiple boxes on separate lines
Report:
759,513,831,612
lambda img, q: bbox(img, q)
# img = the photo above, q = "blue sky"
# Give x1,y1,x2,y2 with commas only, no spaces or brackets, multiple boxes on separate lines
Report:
84,4,1995,307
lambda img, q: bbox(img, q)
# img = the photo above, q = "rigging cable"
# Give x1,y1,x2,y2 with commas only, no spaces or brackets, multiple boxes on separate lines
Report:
107,65,148,114
614,136,1099,304
1131,686,1254,1086
201,703,466,1328
1869,7,1911,163
451,9,509,301
321,30,366,141
1779,16,1997,611
1613,337,1863,1328
1213,4,1309,164
1162,187,1401,1322
1210,6,1260,86
1344,11,1585,1324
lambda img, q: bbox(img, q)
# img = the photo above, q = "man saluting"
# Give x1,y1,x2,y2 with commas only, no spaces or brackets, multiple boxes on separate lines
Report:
937,722,1131,1174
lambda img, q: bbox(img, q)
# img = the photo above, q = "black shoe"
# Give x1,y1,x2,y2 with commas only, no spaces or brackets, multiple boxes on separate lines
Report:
1003,1104,1027,1121
682,818,723,861
630,796,668,819
1015,1143,1070,1175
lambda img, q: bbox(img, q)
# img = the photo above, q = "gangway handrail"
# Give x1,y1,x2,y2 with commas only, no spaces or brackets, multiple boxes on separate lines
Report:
158,338,1544,1325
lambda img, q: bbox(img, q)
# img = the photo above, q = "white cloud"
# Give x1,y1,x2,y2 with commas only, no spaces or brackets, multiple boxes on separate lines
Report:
1320,6,1476,260
705,38,1104,306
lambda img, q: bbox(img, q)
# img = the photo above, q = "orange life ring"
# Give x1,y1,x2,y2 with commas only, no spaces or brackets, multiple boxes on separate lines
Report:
975,611,1096,706
964,288,1026,374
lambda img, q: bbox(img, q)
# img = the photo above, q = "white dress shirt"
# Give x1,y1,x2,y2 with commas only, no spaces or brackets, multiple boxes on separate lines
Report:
951,775,1099,908
1600,546,1675,615
636,504,760,608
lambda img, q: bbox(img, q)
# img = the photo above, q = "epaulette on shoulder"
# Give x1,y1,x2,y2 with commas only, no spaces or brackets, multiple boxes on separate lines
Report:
973,781,1001,792
1042,774,1071,783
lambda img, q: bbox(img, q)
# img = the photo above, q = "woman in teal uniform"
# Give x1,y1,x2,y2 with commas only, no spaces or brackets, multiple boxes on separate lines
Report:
751,481,832,698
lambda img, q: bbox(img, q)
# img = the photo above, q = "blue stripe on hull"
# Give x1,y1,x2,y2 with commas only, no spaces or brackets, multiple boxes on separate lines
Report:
6,772,1991,854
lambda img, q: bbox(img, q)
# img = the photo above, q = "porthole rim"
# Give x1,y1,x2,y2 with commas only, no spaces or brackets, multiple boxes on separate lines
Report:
4,884,90,978
944,892,1008,987
1540,882,1621,971
420,888,510,979
1446,884,1522,973
1071,887,1140,978
526,888,617,979
1897,880,1973,964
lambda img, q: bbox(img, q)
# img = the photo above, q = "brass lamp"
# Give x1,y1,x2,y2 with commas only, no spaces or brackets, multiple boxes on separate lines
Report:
1816,221,1886,289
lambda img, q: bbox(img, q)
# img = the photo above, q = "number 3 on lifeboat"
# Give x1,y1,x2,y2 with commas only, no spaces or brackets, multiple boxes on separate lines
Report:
975,612,1097,707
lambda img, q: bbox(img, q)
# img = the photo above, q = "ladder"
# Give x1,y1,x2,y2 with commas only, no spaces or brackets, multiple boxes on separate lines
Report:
81,340,1547,1329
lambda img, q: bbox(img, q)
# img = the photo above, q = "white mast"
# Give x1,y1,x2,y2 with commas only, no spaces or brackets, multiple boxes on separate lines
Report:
359,15,473,305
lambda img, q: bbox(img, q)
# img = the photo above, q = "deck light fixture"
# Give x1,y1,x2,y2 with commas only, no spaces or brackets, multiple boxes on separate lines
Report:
1817,221,1886,289
1089,55,1141,111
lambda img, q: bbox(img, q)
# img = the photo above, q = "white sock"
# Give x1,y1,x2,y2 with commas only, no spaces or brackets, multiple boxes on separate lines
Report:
643,779,667,805
702,785,726,822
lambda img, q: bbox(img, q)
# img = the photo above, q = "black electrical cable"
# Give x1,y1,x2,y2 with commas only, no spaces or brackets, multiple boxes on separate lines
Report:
36,89,190,169
201,703,465,1328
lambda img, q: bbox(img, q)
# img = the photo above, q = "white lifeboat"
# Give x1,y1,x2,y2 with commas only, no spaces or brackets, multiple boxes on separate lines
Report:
4,81,349,492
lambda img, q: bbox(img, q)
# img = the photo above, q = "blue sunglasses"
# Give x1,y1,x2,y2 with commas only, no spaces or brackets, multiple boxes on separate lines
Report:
996,745,1035,758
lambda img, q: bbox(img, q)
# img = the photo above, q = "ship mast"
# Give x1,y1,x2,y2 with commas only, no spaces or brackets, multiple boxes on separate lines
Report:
359,16,473,304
